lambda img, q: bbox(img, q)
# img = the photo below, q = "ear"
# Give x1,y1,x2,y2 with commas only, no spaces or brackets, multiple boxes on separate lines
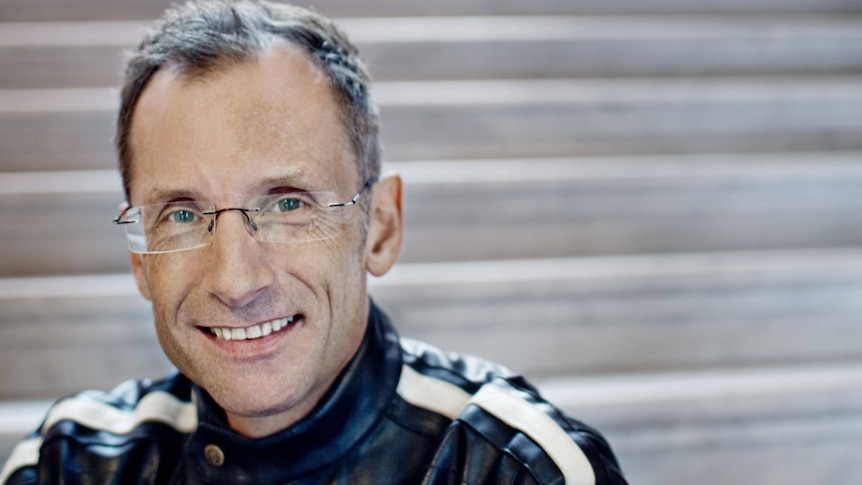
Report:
364,172,404,277
129,252,153,301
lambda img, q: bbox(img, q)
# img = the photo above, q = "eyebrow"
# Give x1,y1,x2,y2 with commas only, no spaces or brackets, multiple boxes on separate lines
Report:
254,173,325,194
139,188,202,206
136,170,330,206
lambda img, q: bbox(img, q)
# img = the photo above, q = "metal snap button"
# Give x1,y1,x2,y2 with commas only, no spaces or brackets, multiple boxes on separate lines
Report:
204,444,225,467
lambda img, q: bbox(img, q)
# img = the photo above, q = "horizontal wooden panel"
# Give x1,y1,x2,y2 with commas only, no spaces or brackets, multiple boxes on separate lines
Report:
2,248,862,398
2,77,862,171
3,16,862,88
543,363,862,485
2,0,862,22
1,153,862,275
374,248,862,377
3,361,862,484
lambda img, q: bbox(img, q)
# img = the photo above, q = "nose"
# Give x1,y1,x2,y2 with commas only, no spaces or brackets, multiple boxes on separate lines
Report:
202,210,275,308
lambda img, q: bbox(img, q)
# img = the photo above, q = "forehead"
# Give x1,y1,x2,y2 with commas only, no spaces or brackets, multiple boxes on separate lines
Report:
127,40,357,204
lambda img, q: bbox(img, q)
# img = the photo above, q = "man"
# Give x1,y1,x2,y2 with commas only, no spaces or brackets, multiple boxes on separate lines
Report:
1,1,626,483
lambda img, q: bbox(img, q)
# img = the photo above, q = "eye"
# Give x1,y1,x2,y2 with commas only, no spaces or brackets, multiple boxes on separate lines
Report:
276,197,303,212
170,209,197,224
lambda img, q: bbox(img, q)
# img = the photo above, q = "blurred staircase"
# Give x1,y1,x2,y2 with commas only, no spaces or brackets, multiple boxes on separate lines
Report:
2,1,862,483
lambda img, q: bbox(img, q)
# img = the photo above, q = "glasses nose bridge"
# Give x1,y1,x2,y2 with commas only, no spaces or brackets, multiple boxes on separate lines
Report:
206,207,260,236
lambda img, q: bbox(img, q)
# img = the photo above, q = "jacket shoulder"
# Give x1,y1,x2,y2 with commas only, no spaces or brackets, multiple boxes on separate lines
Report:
397,339,627,484
0,372,196,485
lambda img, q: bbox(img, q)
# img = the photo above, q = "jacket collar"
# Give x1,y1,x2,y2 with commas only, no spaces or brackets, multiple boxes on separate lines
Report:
184,300,402,481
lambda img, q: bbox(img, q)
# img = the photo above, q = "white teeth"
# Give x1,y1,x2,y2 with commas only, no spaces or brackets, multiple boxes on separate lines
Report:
210,316,296,341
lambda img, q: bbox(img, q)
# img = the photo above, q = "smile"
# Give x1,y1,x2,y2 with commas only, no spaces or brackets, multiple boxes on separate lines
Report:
209,315,299,341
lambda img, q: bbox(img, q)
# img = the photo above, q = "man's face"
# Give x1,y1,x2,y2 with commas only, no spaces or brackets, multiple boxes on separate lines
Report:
126,41,373,437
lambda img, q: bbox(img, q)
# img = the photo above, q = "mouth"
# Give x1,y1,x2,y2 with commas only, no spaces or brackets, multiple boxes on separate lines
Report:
206,315,302,341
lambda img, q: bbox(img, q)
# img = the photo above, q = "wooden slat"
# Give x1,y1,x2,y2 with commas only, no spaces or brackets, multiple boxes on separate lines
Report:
3,361,862,484
1,76,862,172
541,362,862,485
375,248,862,377
2,0,862,22
3,16,862,88
2,248,862,398
2,153,862,276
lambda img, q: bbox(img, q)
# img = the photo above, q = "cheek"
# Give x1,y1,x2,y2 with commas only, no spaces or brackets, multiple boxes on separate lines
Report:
327,234,369,305
141,256,197,312
296,222,366,272
328,228,368,280
291,236,366,315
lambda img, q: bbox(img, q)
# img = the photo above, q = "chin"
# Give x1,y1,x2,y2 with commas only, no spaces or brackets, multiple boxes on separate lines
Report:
209,368,318,421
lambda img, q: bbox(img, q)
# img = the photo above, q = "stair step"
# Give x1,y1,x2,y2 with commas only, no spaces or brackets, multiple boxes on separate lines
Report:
346,15,862,81
2,248,862,398
376,248,862,377
4,16,862,88
3,0,862,22
2,362,861,484
2,152,862,276
539,362,862,485
2,76,862,171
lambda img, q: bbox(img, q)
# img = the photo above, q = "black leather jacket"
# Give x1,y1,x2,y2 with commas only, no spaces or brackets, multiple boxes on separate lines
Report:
1,301,626,484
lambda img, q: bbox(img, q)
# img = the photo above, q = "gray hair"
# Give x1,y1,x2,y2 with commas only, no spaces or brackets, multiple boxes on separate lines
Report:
115,0,381,200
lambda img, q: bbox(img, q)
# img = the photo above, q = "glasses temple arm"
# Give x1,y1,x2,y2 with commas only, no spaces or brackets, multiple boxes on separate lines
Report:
328,177,378,208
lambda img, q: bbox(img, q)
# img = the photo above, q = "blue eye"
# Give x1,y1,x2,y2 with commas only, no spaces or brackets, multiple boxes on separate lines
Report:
171,209,196,224
277,198,302,212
